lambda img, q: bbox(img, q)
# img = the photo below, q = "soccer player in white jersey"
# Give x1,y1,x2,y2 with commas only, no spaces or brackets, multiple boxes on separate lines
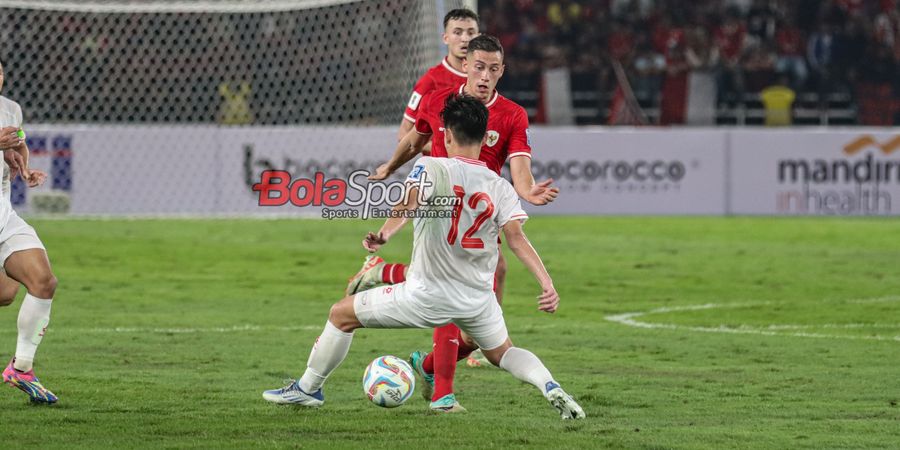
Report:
0,60,60,404
263,94,584,420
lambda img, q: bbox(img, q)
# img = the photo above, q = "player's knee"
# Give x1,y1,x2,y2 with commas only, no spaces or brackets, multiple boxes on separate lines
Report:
0,295,14,307
483,348,505,367
327,303,344,327
328,299,358,333
28,272,57,299
482,340,513,367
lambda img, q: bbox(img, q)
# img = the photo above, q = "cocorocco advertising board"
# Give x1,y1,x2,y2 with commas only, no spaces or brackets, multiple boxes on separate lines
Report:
730,129,900,216
516,128,727,214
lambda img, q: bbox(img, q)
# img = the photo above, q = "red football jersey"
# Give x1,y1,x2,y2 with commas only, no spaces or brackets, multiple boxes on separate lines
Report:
414,84,532,175
403,57,468,124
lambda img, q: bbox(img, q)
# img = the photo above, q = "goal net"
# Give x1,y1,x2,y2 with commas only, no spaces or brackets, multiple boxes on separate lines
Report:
0,0,473,124
0,0,475,216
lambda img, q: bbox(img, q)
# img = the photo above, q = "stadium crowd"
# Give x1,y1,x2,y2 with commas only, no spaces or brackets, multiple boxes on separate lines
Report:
482,0,900,125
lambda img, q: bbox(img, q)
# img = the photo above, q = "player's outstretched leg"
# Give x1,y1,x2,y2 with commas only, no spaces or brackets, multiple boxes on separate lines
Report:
2,249,58,404
345,255,385,295
263,295,360,407
482,341,585,420
345,256,408,295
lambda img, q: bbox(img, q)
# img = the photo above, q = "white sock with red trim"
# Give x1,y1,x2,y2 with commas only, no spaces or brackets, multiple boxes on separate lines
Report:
298,320,353,393
14,294,52,372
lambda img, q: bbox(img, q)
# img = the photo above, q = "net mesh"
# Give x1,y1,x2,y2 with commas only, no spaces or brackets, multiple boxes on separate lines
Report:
0,0,468,124
0,0,473,216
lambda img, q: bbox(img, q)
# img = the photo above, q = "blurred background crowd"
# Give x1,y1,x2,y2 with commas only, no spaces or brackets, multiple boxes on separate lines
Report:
485,0,900,125
1,0,898,126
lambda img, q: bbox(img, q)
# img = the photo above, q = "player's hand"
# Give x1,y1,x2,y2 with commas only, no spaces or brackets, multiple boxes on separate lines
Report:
23,169,47,188
537,285,559,313
368,163,392,181
525,179,560,206
3,150,25,178
362,231,388,253
0,127,23,150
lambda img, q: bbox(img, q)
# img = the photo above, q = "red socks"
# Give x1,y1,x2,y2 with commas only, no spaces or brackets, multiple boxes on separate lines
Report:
421,324,479,402
381,263,406,284
428,324,460,401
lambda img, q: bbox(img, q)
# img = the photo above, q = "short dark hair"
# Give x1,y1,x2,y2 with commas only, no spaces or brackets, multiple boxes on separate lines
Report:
441,94,488,147
467,34,503,57
443,8,479,29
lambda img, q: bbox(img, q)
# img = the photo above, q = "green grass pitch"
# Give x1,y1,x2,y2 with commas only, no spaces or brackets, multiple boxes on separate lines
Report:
1,217,899,449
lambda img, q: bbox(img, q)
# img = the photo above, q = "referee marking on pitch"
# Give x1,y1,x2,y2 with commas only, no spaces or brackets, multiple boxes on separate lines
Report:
605,302,900,342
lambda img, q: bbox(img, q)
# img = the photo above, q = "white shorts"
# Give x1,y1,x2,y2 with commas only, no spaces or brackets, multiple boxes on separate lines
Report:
0,211,46,266
354,282,509,351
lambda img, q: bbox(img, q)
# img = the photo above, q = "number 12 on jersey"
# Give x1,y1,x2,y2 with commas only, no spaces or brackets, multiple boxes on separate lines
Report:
447,185,494,249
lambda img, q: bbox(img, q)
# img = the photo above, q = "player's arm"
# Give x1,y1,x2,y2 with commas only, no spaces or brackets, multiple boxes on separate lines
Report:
397,119,415,142
0,126,24,175
0,126,45,187
502,219,559,313
398,73,433,141
363,185,421,252
506,109,558,205
510,156,559,206
369,129,431,181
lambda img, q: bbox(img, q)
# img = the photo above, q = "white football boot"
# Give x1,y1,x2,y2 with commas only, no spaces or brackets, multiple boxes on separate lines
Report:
545,383,585,420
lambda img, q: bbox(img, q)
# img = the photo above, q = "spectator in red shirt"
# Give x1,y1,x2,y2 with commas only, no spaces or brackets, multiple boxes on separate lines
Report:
660,31,690,124
607,19,636,63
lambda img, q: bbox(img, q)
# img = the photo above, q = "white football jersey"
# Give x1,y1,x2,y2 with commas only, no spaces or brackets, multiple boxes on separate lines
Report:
404,156,528,315
0,95,22,230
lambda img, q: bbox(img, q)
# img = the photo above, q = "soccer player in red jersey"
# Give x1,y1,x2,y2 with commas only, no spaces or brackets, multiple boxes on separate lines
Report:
397,9,478,142
350,35,559,412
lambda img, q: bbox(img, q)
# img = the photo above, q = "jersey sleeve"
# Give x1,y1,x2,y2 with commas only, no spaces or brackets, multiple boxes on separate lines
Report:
507,107,532,160
403,72,435,123
413,93,434,135
13,103,23,128
405,157,448,203
494,178,528,228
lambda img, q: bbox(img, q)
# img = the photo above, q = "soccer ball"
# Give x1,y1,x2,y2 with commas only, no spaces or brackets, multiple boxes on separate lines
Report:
362,355,415,408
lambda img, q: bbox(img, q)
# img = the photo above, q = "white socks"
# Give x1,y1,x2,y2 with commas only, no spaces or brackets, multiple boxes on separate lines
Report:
298,321,354,393
498,347,557,397
14,294,53,372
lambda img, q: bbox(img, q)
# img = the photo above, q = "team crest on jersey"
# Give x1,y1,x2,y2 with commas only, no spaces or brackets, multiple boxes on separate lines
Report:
486,130,500,147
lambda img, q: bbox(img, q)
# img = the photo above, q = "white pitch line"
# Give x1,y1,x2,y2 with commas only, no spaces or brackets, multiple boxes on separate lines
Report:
760,323,900,330
846,295,900,304
605,303,900,342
